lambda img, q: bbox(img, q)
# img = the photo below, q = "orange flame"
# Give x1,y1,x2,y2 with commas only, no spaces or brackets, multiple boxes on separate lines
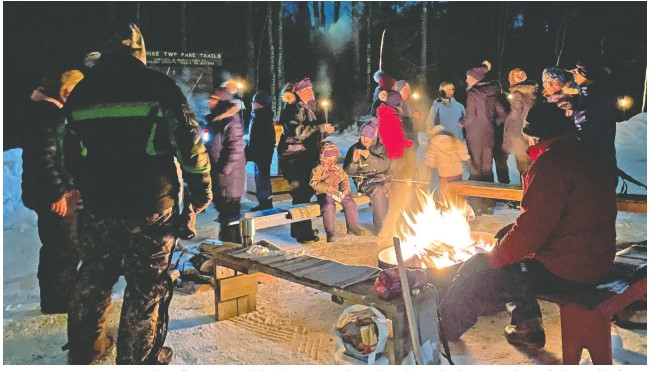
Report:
398,190,494,268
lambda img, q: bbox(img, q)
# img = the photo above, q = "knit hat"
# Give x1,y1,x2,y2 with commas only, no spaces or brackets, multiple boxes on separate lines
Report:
542,66,568,83
508,68,528,87
383,90,402,108
210,87,232,101
295,78,313,92
522,103,577,139
378,75,396,91
359,122,378,139
252,90,272,106
466,65,489,82
373,70,385,83
320,141,340,159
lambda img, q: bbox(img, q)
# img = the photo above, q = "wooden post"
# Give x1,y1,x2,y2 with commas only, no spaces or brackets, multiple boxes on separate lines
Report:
392,237,424,365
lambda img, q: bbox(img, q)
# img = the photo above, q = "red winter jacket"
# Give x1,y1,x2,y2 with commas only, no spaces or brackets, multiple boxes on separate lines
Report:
377,103,413,159
488,135,617,284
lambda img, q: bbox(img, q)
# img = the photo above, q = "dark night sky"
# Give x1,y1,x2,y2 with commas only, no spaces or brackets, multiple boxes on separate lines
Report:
3,1,648,148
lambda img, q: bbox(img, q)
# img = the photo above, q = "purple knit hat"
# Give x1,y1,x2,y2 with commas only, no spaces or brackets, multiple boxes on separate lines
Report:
466,66,489,82
295,78,313,92
359,122,378,138
383,90,402,108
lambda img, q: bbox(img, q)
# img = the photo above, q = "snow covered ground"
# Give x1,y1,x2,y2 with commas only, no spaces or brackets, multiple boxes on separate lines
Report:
2,114,647,366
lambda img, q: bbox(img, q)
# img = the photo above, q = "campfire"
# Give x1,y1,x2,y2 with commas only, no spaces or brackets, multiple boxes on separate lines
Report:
378,191,495,271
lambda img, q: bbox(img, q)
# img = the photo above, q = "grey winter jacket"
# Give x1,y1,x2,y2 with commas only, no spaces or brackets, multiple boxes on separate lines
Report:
343,140,391,194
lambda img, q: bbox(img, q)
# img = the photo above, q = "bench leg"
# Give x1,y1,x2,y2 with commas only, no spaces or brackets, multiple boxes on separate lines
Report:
559,304,612,365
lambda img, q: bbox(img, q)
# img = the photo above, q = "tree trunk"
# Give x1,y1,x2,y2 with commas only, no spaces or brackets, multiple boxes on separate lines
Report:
267,4,277,112
277,3,284,115
366,2,372,95
320,1,326,28
351,2,361,90
334,2,341,24
180,2,187,52
419,2,428,86
246,3,256,90
312,2,319,28
496,2,509,83
135,2,141,25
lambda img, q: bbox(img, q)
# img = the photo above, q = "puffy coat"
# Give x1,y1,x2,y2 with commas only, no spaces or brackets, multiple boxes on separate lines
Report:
62,54,212,218
376,103,413,160
503,82,537,155
310,163,351,195
22,92,73,210
425,126,470,177
246,106,276,164
205,101,246,199
573,82,619,174
488,135,617,284
343,140,391,194
426,97,466,140
460,81,508,133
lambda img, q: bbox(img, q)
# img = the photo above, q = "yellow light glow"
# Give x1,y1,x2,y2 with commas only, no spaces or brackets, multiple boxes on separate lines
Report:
320,99,330,108
618,96,632,110
411,92,421,100
236,81,245,90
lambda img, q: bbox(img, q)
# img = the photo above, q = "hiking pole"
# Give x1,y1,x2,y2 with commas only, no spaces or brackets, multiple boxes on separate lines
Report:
186,72,203,99
393,237,425,365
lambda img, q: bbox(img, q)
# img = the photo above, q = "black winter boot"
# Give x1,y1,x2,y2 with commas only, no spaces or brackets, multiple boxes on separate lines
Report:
504,318,546,349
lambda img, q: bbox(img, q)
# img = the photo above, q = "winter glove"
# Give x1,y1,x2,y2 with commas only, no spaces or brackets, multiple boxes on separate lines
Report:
175,205,197,240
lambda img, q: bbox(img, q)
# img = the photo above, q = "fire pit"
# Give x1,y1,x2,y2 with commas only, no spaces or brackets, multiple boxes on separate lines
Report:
377,231,496,289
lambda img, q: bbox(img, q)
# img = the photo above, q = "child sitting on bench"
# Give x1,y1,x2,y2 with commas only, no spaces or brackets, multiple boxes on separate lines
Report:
310,141,366,242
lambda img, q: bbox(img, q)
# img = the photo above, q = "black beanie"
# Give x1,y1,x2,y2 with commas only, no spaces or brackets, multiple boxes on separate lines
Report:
523,103,577,139
253,91,272,106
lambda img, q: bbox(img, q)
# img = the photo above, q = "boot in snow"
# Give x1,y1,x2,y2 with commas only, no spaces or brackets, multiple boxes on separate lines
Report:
251,199,273,212
504,318,546,349
156,347,173,365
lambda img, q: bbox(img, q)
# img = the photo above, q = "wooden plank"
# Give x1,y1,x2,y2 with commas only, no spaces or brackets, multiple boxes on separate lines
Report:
216,273,258,302
449,180,647,214
216,298,238,321
448,180,523,201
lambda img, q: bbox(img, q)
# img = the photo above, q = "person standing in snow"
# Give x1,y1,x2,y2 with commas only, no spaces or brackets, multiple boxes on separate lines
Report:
205,87,246,242
568,57,619,177
376,90,414,242
59,24,212,365
310,142,366,242
503,68,538,177
439,103,617,350
424,125,471,200
371,74,397,117
246,90,276,211
426,81,466,140
277,78,335,244
343,123,391,234
395,80,421,151
460,61,508,215
22,69,84,314
541,66,577,117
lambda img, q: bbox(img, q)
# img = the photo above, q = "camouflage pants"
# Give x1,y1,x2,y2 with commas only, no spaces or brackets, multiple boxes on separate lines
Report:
67,208,176,365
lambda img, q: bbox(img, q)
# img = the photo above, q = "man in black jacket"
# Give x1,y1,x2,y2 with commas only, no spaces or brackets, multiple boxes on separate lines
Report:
22,69,84,314
246,90,276,211
56,24,212,365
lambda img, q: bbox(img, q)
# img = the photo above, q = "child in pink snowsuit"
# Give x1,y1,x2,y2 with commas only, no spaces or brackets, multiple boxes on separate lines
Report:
310,141,366,242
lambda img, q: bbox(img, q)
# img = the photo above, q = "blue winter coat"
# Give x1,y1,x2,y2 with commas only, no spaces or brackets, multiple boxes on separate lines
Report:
427,97,467,140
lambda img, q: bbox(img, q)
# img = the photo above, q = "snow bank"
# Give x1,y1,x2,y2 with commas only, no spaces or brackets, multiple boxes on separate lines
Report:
616,113,647,194
3,148,36,231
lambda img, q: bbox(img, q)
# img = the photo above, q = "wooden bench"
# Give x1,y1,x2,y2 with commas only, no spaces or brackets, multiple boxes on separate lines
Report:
447,180,647,214
537,277,646,365
199,241,441,365
227,193,371,230
448,180,647,364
